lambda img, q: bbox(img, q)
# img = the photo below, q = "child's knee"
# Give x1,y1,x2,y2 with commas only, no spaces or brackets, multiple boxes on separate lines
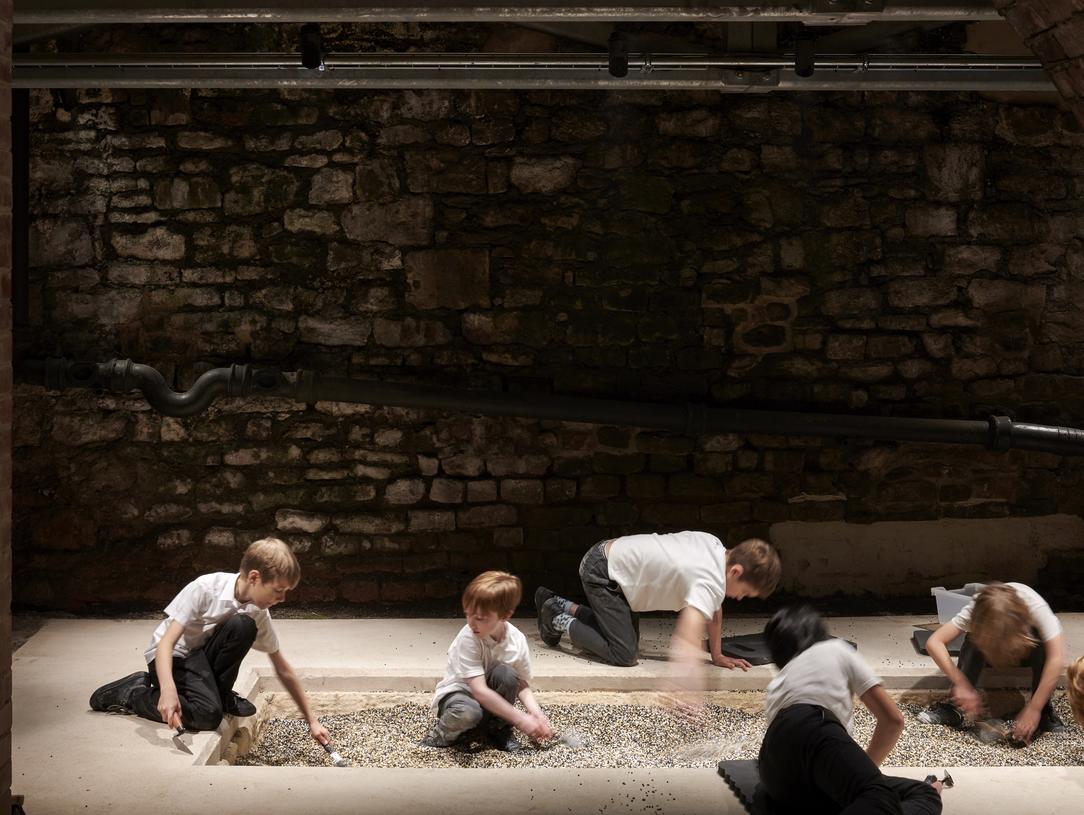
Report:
186,701,224,732
442,698,483,730
222,614,257,642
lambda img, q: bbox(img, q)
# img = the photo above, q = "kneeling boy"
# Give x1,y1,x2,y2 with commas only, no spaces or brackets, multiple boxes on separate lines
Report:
422,570,553,751
920,581,1066,743
536,533,781,673
90,537,330,745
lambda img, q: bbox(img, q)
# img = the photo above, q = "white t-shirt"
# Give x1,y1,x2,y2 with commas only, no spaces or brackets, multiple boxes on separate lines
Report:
764,639,881,735
144,572,280,663
432,622,533,712
950,582,1062,642
606,531,728,619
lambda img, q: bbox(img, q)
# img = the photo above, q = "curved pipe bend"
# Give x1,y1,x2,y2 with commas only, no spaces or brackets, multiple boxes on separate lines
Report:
29,357,1084,457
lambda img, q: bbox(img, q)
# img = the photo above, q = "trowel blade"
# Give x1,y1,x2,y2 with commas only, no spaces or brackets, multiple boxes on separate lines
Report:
173,726,193,755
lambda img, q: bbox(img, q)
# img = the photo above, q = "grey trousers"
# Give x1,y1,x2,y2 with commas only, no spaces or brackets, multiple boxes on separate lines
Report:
567,540,641,667
434,663,519,743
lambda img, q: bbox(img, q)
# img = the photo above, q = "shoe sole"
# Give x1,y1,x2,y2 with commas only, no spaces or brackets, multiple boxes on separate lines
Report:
534,585,555,613
538,597,564,647
89,671,148,712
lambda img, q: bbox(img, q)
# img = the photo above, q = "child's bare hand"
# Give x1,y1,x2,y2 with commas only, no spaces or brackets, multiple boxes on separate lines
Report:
951,683,982,717
712,655,751,671
309,720,331,745
659,692,710,728
158,693,182,729
1012,707,1040,745
519,714,550,742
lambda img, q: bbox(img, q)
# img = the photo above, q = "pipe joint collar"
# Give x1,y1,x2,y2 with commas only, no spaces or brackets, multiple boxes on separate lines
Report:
988,415,1013,451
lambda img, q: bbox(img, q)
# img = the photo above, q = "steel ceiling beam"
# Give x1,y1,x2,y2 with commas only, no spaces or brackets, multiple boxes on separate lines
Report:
13,52,1053,92
15,1,1003,25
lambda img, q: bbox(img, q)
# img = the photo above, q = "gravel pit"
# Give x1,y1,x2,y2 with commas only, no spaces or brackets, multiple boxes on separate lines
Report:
234,690,1082,769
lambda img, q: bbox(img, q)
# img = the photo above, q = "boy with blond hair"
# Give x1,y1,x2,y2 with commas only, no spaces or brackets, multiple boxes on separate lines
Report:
90,537,330,746
422,570,553,751
920,581,1067,744
536,533,782,676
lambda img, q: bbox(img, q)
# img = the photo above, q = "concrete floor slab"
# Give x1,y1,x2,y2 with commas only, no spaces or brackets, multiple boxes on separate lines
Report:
13,616,1084,814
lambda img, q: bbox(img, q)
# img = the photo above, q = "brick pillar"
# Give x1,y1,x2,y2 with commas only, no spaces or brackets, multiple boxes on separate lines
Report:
0,0,12,811
995,0,1084,127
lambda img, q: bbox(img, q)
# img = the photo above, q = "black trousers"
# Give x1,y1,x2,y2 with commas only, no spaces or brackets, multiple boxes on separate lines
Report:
957,633,1054,716
759,704,942,815
129,614,257,731
567,540,641,667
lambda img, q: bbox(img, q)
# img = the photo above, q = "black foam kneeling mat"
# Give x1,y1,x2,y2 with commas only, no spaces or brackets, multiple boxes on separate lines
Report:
716,634,857,666
717,759,774,815
911,628,961,657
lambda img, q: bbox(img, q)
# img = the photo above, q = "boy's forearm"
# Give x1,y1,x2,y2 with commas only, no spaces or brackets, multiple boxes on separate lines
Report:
518,685,543,717
473,685,526,726
707,610,723,659
927,638,966,687
155,640,177,693
866,720,901,767
1026,639,1065,713
275,662,317,723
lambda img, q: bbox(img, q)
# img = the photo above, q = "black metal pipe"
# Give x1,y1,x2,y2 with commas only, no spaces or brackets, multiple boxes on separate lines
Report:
27,357,1084,456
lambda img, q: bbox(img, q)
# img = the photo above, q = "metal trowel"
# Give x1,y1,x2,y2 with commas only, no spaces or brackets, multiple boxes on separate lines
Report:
173,726,193,755
322,741,349,767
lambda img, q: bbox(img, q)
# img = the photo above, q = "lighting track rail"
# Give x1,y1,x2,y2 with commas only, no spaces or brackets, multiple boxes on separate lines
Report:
13,52,1053,91
14,1,1005,25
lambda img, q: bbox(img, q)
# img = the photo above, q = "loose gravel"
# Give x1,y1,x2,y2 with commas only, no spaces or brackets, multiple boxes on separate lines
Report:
237,692,1082,769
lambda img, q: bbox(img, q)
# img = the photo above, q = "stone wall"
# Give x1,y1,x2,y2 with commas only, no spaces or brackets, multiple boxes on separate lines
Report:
14,85,1084,611
2,0,14,809
998,0,1084,127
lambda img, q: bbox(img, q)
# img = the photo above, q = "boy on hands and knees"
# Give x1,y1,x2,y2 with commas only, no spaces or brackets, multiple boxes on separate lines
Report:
90,537,330,746
422,571,553,752
536,533,781,676
919,581,1067,743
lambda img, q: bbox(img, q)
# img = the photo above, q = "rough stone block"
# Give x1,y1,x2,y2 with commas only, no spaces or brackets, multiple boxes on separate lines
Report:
275,509,329,533
905,204,958,237
30,218,94,267
384,478,427,505
342,197,434,245
405,248,490,310
429,478,465,504
110,226,186,261
298,315,371,346
334,513,406,534
509,156,580,193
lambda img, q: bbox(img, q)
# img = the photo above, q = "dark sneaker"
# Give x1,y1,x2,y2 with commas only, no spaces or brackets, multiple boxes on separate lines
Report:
418,724,454,749
534,585,556,613
224,692,256,718
1039,707,1068,734
538,597,565,647
918,702,964,728
89,671,149,714
490,729,523,753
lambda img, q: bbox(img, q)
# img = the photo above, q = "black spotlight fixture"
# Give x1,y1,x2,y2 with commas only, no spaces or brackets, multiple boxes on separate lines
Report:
795,33,816,78
300,23,325,71
608,31,629,78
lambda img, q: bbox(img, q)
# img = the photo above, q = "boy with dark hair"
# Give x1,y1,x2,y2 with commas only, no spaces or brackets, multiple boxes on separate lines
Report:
90,537,330,746
422,570,553,752
759,605,944,815
536,533,781,674
919,581,1067,743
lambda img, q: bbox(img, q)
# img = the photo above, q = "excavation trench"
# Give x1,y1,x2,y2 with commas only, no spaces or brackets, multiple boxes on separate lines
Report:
223,687,1081,770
